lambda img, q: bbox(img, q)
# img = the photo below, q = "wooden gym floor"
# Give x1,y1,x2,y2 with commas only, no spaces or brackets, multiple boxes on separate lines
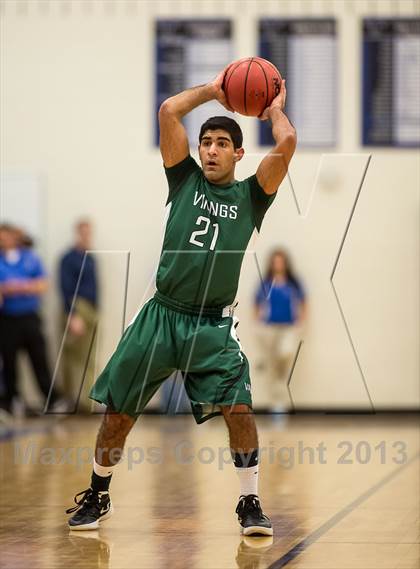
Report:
0,413,419,568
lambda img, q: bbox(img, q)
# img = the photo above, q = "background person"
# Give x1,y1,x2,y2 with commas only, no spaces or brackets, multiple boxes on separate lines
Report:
0,223,61,414
59,219,98,412
254,248,306,413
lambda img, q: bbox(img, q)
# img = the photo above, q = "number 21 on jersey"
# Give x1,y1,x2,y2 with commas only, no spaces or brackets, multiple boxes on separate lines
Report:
189,215,219,250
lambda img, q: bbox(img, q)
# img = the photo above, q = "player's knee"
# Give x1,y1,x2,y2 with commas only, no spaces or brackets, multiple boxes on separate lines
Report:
104,407,136,433
221,404,253,424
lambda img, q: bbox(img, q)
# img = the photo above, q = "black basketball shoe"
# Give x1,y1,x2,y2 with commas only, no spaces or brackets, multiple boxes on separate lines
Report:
66,488,113,530
235,494,273,536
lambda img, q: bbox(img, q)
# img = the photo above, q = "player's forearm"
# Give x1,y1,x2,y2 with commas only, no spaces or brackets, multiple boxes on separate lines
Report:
270,108,297,152
160,84,216,118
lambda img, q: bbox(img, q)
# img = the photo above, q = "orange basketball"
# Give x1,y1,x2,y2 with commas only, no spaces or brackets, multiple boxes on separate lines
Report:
222,57,282,117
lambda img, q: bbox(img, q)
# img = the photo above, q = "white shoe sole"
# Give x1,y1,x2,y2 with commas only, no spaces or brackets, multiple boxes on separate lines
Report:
242,525,273,536
68,503,114,531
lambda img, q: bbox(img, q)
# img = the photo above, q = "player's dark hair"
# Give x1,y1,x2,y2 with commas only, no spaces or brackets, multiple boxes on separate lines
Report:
199,116,243,149
265,248,302,291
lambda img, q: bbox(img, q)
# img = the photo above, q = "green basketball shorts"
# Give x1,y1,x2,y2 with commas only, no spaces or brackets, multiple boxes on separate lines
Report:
89,291,252,423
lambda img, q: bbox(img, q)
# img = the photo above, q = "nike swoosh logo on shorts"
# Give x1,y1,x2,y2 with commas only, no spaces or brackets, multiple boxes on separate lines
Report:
218,324,229,328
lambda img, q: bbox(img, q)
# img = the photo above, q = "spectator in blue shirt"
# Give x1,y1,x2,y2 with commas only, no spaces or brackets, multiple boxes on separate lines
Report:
59,219,98,412
254,248,307,413
0,223,61,413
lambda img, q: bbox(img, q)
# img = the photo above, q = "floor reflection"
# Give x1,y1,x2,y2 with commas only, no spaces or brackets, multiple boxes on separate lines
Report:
236,536,274,569
67,531,111,569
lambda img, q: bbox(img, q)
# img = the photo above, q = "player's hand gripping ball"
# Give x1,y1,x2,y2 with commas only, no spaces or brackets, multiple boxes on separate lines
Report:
222,57,282,117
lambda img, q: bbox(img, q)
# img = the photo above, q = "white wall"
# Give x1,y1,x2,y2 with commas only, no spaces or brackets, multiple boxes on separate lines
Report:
1,0,419,409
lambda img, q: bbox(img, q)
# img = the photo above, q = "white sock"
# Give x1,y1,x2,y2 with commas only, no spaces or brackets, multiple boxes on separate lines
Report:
235,464,259,496
93,458,116,478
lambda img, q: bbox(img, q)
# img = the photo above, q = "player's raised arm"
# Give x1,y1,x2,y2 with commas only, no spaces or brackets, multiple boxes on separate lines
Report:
158,68,232,167
256,80,297,195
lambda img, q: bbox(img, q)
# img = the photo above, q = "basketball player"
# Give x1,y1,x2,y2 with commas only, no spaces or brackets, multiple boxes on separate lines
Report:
66,68,296,535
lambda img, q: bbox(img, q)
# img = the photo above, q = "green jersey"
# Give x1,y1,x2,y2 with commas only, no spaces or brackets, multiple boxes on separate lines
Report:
156,155,276,308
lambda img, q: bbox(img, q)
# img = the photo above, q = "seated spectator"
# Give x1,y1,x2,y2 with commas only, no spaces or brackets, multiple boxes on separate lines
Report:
0,223,62,414
254,248,306,413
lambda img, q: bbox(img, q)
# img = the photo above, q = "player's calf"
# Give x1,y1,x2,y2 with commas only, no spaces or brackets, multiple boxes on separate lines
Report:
66,408,136,530
221,405,273,536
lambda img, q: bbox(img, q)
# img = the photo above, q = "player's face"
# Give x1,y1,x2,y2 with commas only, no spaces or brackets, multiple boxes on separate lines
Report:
198,129,243,184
